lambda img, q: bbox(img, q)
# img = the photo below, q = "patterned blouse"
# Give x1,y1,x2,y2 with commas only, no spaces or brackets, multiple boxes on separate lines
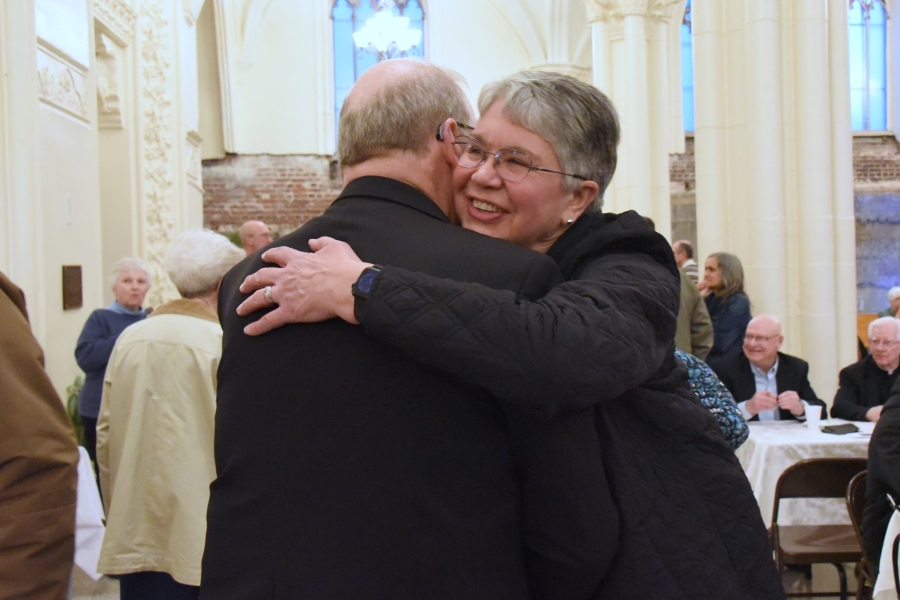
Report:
675,349,749,450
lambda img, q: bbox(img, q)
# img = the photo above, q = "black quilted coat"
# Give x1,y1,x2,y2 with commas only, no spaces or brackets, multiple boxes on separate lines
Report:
358,210,784,599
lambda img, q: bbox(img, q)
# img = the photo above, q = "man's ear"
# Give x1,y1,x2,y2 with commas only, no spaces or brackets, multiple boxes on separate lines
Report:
436,118,460,143
563,180,600,224
437,118,460,165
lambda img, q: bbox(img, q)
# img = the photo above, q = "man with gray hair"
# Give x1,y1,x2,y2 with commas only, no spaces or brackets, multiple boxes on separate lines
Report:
832,316,900,421
202,60,612,599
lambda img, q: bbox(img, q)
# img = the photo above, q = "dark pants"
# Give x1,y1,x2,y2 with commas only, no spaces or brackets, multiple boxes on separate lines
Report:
119,572,199,600
81,415,98,469
81,415,102,504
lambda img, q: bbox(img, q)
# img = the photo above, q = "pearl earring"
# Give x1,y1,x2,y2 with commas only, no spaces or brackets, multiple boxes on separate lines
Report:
566,219,574,225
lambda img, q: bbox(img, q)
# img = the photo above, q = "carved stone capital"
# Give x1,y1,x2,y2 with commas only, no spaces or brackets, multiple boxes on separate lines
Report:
94,0,137,46
616,0,650,16
648,0,683,22
583,0,610,22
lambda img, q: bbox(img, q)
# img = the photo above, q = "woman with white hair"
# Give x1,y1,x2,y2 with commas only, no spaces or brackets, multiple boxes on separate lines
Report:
96,230,243,600
75,257,151,472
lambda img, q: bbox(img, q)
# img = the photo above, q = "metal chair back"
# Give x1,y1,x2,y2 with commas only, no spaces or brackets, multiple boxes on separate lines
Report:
772,458,868,525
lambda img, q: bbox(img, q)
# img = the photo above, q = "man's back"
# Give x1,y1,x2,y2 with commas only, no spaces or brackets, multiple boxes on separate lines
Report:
201,178,563,599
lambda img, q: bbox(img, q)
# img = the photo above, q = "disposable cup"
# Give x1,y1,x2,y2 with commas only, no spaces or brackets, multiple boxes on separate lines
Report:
806,405,823,431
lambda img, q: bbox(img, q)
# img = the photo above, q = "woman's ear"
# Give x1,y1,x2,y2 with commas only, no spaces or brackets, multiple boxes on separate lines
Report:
563,180,599,224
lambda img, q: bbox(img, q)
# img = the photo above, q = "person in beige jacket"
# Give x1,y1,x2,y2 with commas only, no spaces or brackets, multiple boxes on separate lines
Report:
97,230,243,599
0,271,79,599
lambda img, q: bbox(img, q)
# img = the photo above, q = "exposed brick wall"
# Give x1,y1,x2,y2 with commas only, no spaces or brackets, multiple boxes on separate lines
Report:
669,137,696,244
201,140,899,311
853,135,900,187
202,154,343,236
668,137,696,194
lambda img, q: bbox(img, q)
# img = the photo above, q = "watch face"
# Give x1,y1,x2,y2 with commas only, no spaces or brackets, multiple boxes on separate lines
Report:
356,269,380,294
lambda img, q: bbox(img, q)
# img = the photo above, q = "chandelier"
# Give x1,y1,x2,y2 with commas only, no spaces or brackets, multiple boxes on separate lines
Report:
352,0,422,61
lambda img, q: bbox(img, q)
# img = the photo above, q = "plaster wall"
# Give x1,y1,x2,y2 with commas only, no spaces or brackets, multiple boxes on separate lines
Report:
33,0,105,392
38,103,104,391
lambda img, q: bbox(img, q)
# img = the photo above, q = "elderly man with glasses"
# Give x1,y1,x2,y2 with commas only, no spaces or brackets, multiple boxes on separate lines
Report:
832,316,900,422
712,314,826,421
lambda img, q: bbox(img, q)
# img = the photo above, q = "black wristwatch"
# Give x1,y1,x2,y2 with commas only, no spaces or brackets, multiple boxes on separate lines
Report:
351,265,384,322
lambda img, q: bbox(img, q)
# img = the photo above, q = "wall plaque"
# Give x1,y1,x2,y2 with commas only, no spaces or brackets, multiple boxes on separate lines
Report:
62,265,83,310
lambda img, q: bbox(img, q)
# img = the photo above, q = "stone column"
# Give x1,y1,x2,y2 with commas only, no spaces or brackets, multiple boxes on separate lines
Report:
647,12,672,236
583,0,680,235
692,0,856,400
692,0,727,257
828,0,859,374
737,0,788,322
792,0,839,398
0,0,45,339
617,1,654,219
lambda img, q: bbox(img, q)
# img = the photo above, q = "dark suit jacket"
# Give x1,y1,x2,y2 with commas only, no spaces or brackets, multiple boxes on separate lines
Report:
713,352,826,421
862,377,900,569
831,354,900,421
201,177,615,600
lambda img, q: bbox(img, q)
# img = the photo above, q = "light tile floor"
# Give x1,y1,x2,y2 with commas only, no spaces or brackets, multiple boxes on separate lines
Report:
71,567,118,600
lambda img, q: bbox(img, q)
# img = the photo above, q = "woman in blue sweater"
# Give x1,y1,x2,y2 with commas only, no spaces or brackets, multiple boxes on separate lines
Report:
75,258,151,470
702,252,752,371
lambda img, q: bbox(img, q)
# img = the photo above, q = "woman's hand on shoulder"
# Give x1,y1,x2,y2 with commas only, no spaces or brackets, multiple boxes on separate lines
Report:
237,237,371,335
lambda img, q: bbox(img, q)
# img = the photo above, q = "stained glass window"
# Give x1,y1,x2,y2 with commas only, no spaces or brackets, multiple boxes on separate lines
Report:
681,0,694,133
848,0,889,131
332,0,425,131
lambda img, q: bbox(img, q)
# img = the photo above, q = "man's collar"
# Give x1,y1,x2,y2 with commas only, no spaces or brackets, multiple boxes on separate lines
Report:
337,176,449,223
867,353,899,375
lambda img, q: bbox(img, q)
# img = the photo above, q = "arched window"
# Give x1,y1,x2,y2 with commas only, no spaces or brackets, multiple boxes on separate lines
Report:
332,0,425,129
848,0,889,131
681,0,694,133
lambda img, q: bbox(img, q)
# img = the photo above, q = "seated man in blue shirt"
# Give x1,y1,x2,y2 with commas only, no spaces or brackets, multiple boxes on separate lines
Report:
712,315,826,421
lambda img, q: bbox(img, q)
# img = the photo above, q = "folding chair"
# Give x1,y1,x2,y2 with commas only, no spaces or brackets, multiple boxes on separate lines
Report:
771,457,867,600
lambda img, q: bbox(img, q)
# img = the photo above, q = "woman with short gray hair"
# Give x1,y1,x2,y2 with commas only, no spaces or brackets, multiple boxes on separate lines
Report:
96,230,243,599
75,256,151,473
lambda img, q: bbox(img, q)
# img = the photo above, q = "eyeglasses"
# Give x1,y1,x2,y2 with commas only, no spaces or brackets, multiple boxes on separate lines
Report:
451,135,588,182
744,334,779,344
870,339,900,349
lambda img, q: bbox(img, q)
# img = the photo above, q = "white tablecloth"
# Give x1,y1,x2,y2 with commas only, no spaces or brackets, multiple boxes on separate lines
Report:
735,420,873,526
874,511,900,600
